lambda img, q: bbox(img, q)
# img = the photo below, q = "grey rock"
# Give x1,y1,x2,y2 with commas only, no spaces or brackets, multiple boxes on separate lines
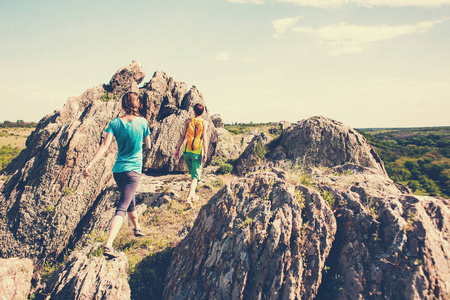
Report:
271,116,386,175
269,120,291,135
311,165,450,300
234,132,272,176
211,114,224,128
44,245,130,300
215,128,241,159
0,257,34,300
0,82,121,260
141,72,218,171
164,171,336,300
241,129,259,151
108,60,145,96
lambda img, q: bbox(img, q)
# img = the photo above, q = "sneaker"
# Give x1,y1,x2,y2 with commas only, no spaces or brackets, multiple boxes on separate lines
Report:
133,229,146,237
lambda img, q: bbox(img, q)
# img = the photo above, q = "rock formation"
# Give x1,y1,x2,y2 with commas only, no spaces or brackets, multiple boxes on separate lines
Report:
313,164,450,299
215,128,241,159
0,61,218,263
234,131,272,176
0,60,448,299
0,257,34,299
43,245,130,300
211,114,224,128
269,120,291,135
164,117,450,299
270,116,386,175
164,171,337,299
141,71,218,171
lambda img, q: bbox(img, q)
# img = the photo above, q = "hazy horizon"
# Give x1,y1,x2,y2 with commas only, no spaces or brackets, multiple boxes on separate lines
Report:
1,0,449,128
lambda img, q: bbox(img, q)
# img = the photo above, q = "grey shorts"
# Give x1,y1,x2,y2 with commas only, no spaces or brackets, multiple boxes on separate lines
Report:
113,171,141,217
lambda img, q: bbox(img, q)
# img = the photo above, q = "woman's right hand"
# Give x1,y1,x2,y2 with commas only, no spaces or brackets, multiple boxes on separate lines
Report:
174,149,180,160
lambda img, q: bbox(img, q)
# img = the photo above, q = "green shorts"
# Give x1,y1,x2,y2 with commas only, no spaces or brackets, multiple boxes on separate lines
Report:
184,152,202,181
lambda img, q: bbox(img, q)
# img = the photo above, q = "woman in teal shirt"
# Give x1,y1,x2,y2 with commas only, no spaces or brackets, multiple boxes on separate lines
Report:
84,92,151,258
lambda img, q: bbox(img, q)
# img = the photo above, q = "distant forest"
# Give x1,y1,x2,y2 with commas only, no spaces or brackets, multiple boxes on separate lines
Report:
360,127,450,198
0,120,37,128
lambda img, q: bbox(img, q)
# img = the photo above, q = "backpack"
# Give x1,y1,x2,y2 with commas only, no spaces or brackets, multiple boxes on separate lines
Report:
186,118,204,151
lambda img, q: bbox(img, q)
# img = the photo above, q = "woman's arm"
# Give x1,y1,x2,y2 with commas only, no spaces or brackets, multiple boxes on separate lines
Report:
83,132,114,177
144,135,151,150
175,119,190,160
202,121,209,164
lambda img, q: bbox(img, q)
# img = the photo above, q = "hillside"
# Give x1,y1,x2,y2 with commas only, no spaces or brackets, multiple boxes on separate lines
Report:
0,62,449,300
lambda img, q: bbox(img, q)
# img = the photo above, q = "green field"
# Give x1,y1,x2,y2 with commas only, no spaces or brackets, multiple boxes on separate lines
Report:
0,121,36,171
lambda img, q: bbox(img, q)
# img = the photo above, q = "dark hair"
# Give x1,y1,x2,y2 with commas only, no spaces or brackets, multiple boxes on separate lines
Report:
193,103,204,117
122,92,140,116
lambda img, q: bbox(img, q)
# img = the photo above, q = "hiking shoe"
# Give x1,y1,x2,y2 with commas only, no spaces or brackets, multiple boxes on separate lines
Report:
103,245,120,259
185,199,193,209
133,229,146,237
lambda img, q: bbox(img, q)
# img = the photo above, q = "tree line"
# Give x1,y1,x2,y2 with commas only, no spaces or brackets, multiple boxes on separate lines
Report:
360,127,450,198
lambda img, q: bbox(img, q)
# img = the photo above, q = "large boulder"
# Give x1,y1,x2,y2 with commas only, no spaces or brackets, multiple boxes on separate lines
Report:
234,132,272,176
108,60,145,95
44,245,130,300
164,171,337,299
270,116,386,175
311,164,450,299
234,116,386,177
0,257,34,299
211,114,224,128
215,128,241,159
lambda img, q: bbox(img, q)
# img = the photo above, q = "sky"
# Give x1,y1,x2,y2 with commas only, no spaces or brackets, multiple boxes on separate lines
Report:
1,0,449,128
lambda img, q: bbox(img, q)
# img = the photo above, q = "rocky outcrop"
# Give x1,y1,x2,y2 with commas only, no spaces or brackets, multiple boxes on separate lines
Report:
0,62,218,262
312,164,450,300
164,116,449,299
234,132,272,176
269,120,291,135
141,72,218,171
44,245,130,300
270,116,386,175
234,116,386,177
241,129,259,151
211,114,224,128
0,67,127,260
108,61,145,96
164,171,337,299
0,257,34,299
215,128,241,159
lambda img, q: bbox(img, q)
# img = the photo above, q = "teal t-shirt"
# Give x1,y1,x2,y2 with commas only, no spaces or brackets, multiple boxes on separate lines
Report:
105,117,150,174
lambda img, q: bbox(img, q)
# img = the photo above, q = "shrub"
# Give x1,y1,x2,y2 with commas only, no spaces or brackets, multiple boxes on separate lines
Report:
254,141,267,159
100,91,115,102
217,163,233,174
322,190,335,208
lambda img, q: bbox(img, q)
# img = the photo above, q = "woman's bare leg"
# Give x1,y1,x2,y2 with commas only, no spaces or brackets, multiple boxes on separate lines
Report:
105,215,124,247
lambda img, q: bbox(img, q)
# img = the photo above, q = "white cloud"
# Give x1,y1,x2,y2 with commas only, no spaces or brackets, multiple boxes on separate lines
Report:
291,20,446,55
272,16,303,38
229,0,450,8
215,52,231,61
